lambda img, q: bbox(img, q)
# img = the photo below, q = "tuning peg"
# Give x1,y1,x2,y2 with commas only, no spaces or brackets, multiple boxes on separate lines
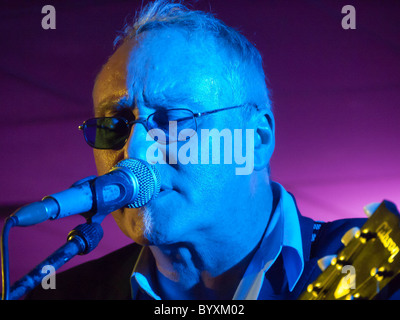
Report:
363,202,380,217
317,255,337,271
341,227,360,246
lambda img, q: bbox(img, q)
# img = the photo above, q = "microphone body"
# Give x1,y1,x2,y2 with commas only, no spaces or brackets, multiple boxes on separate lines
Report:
11,159,160,227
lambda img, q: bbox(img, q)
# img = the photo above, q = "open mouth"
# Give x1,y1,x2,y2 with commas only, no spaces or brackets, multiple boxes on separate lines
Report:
160,184,173,192
157,185,176,198
159,185,173,194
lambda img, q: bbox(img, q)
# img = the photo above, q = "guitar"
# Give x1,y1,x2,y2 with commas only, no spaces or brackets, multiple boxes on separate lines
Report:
299,200,400,300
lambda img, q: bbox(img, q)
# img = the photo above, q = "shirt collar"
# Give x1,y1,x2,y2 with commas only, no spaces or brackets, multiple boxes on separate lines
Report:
130,181,304,300
130,247,161,300
274,181,304,291
233,181,304,299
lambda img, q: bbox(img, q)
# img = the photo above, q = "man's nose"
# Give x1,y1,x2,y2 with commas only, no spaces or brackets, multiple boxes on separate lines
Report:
124,122,166,164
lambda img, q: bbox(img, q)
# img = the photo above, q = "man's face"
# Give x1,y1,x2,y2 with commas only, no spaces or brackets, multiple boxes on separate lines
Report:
92,29,258,246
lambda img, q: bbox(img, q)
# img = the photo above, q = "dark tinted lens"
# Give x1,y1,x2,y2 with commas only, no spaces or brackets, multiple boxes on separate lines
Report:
147,109,196,143
83,118,130,149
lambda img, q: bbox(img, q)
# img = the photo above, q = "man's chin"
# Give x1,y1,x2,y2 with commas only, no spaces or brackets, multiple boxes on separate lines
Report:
131,230,172,247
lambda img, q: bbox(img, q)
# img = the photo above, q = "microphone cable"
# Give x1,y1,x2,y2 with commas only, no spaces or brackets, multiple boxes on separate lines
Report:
1,216,17,300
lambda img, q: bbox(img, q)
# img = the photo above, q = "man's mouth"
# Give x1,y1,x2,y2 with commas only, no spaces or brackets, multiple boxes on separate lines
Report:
160,183,174,192
158,185,174,196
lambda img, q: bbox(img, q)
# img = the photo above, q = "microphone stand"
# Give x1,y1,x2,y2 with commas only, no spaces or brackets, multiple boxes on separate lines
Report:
7,222,103,300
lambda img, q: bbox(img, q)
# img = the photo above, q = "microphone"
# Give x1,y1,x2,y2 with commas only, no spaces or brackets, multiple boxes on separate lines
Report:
10,159,161,227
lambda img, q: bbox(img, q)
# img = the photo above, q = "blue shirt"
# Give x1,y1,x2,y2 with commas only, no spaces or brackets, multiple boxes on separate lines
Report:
130,181,304,300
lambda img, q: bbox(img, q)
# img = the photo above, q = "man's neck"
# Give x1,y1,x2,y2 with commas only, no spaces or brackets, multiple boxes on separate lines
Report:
149,180,275,300
150,243,259,300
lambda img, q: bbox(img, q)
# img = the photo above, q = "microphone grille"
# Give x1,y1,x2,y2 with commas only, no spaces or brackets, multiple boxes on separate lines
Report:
114,159,161,208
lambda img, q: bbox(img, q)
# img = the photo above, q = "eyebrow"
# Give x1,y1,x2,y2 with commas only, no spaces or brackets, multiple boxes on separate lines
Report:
96,91,205,116
142,92,204,111
96,95,132,115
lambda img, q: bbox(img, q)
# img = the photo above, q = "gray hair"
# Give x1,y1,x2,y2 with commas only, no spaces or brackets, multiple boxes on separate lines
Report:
114,0,272,115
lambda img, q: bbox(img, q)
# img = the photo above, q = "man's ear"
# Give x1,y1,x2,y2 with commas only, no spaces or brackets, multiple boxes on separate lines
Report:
253,108,275,171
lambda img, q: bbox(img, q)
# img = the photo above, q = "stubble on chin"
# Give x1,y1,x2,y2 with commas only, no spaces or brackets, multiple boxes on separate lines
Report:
111,206,152,246
140,206,154,240
114,204,172,246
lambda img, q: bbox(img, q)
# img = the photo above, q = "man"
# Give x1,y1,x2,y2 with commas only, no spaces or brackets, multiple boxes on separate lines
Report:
27,0,399,300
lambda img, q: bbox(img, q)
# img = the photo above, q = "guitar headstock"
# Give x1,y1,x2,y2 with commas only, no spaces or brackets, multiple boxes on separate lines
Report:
299,200,400,300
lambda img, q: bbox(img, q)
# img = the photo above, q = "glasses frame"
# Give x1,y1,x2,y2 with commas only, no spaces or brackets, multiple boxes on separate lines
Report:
79,104,249,150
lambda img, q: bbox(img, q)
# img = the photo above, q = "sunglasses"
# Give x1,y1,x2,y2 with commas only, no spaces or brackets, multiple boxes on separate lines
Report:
79,105,246,150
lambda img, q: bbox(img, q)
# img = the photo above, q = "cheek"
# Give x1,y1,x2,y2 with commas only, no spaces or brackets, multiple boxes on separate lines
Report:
178,162,240,202
93,149,124,175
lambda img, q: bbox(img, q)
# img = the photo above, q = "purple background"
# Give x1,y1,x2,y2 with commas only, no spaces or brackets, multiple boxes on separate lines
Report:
1,0,399,287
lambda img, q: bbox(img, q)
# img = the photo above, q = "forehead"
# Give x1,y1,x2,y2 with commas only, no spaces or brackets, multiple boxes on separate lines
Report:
93,28,229,113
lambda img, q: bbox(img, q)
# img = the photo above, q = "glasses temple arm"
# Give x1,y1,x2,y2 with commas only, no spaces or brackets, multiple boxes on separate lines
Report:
195,104,251,117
